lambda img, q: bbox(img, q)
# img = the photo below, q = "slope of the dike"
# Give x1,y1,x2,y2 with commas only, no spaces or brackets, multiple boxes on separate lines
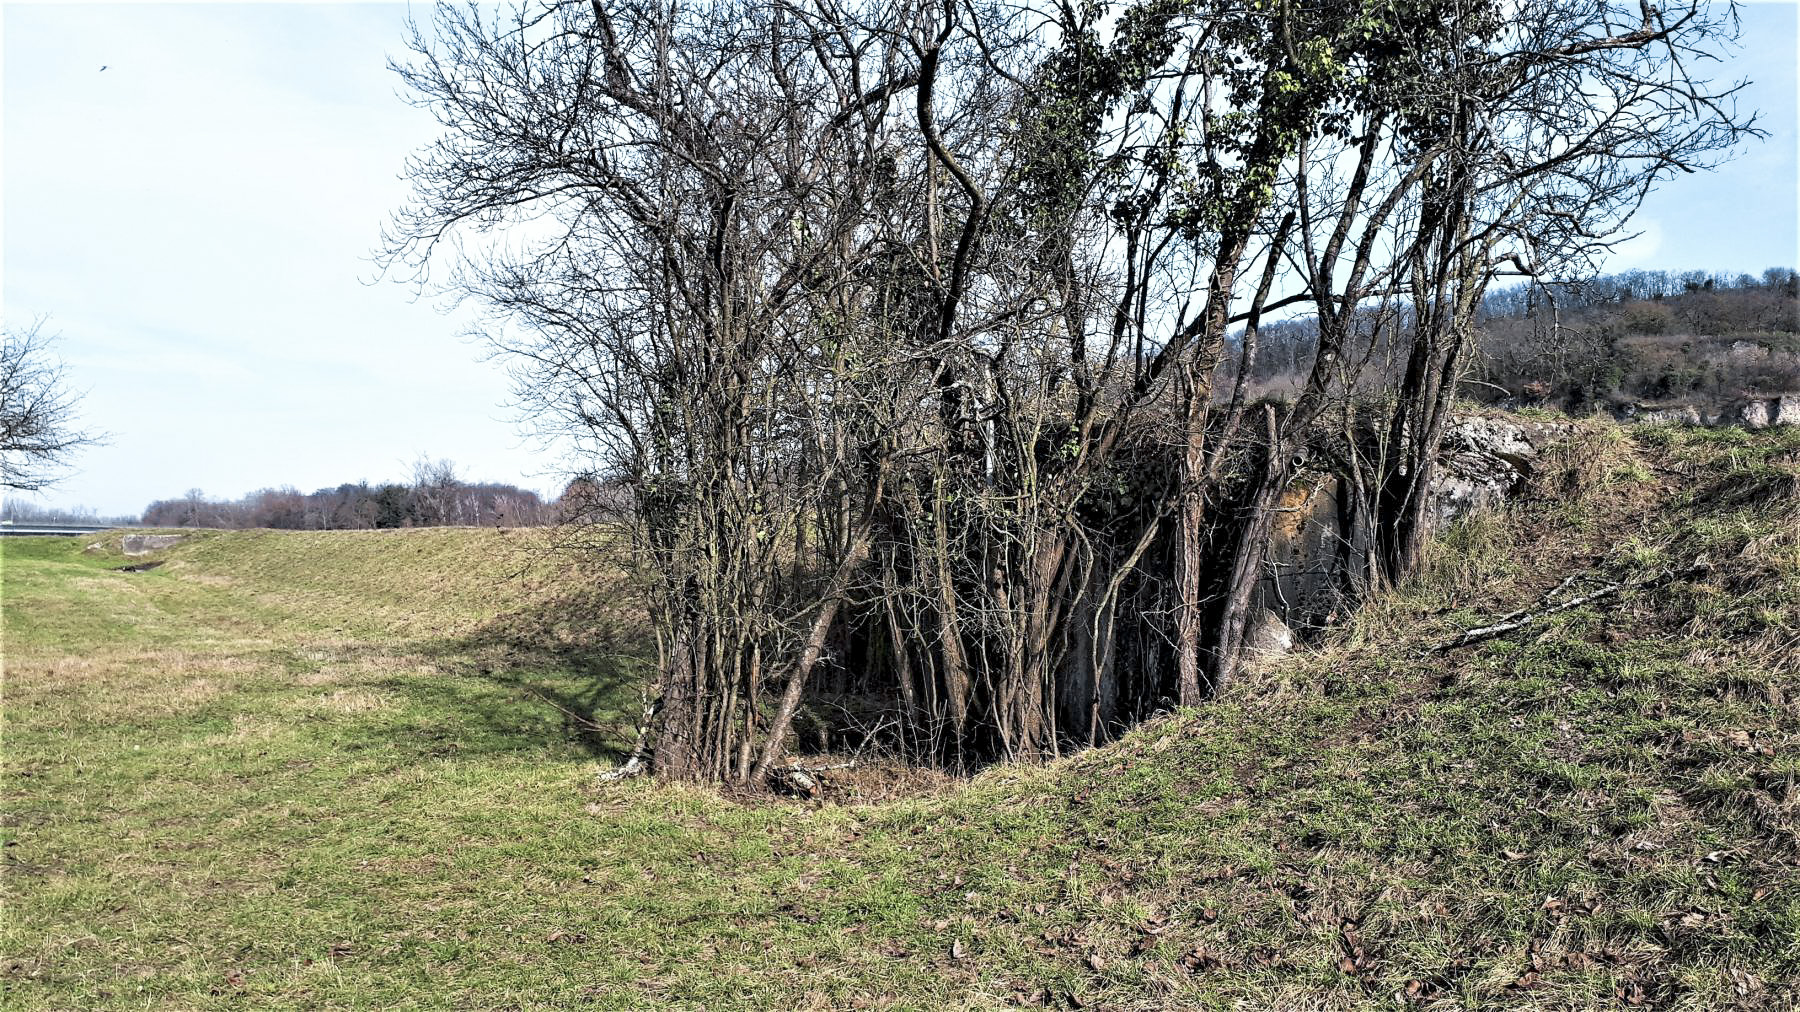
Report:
2,419,1794,1011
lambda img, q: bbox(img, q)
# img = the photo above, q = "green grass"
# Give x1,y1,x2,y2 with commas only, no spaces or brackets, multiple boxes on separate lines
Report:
4,422,1797,1009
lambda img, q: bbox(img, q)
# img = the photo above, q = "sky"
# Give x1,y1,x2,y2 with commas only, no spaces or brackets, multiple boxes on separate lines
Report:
3,2,1797,517
4,2,551,516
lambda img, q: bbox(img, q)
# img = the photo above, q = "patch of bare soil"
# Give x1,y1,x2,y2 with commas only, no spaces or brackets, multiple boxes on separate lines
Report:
735,756,964,807
113,561,164,573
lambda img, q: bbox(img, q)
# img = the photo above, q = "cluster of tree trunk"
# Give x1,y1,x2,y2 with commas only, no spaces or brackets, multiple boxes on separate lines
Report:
381,0,1752,781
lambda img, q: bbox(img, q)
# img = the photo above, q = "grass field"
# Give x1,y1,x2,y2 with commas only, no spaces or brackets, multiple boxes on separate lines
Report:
3,422,1797,1010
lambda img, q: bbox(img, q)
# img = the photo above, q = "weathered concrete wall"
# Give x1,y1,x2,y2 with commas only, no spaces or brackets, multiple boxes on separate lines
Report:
122,534,184,556
1255,414,1572,639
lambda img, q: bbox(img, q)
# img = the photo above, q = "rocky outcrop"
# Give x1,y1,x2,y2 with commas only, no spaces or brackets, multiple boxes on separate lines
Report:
1245,608,1296,655
1617,394,1799,429
1630,404,1709,426
1432,415,1571,525
1729,394,1800,429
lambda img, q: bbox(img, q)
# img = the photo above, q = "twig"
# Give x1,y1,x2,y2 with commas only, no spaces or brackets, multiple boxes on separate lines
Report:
1458,377,1515,398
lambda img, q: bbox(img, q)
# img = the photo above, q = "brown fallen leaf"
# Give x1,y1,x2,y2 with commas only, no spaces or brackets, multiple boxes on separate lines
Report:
1729,967,1763,995
1180,947,1225,973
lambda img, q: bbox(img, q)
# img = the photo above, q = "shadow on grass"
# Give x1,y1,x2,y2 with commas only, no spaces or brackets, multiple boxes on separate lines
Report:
452,578,649,763
313,577,652,767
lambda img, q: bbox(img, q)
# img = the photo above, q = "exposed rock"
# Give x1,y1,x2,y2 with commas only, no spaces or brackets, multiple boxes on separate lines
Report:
1258,412,1572,635
1619,395,1799,429
1432,414,1574,525
1245,608,1295,655
1251,399,1789,651
1735,399,1774,429
1729,394,1800,429
122,534,184,556
1634,404,1705,425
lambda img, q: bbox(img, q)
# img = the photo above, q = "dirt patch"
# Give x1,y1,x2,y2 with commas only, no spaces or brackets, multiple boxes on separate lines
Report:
718,756,964,807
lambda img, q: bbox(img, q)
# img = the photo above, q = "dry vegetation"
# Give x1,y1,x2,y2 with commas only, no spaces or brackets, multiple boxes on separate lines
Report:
3,419,1795,1009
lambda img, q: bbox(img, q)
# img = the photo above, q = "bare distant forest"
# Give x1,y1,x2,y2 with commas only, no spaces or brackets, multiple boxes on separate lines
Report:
135,459,556,530
1232,267,1800,408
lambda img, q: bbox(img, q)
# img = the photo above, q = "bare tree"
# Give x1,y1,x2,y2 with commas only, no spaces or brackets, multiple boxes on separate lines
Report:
384,0,1758,783
1,320,102,492
409,454,464,525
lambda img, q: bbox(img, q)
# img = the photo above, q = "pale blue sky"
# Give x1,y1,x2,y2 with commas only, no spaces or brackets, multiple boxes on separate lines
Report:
4,2,1797,516
1604,2,1799,273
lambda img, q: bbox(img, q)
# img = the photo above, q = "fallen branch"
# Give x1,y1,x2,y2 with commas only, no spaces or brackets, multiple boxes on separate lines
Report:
1433,565,1698,652
788,760,859,774
598,692,660,781
768,759,859,799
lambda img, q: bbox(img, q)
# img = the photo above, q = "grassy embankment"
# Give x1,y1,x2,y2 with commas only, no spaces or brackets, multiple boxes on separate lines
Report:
3,421,1796,1010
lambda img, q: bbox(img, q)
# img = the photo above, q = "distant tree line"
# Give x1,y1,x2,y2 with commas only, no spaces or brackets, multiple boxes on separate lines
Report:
1480,267,1800,318
140,459,554,530
1223,269,1799,407
1475,269,1800,408
0,500,138,527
